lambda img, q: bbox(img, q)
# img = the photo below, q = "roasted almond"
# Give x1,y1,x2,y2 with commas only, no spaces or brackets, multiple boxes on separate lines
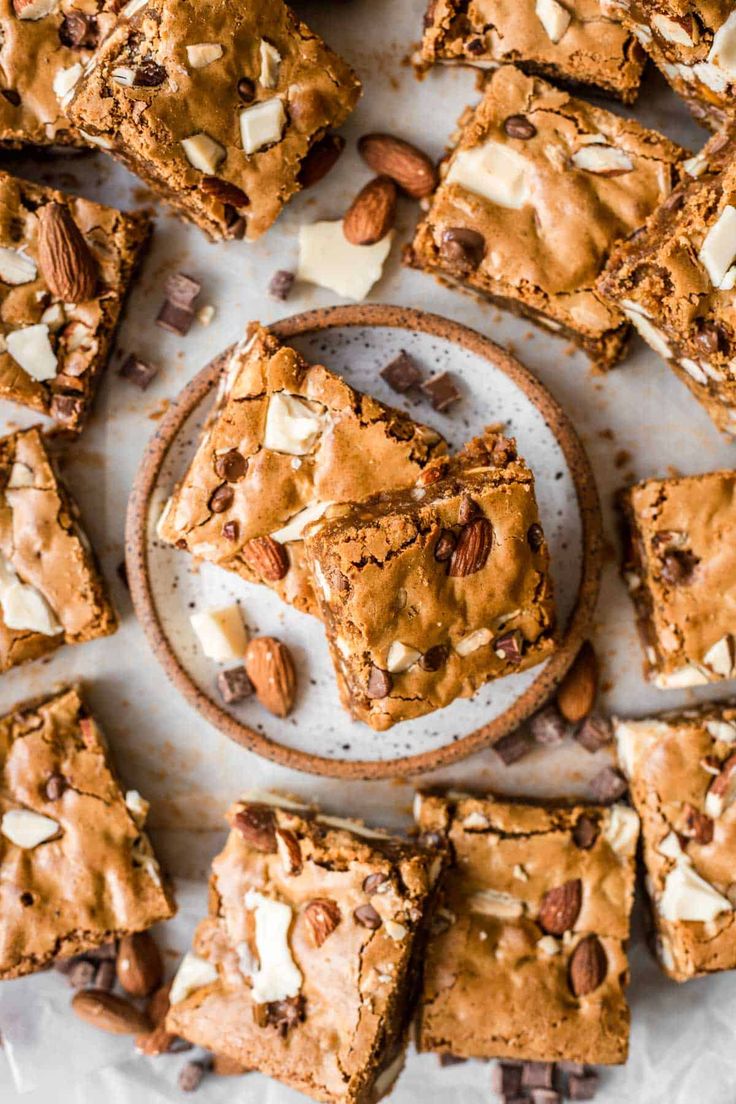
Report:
233,803,277,852
136,982,176,1054
568,934,607,997
304,898,341,946
241,535,289,581
358,133,437,198
245,636,297,717
538,879,582,935
72,989,151,1035
116,931,163,998
343,176,398,246
557,641,598,723
448,517,493,577
37,202,98,302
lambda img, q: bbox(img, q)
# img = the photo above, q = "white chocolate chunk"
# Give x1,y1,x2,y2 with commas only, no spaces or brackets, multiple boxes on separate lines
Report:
657,831,683,859
463,811,490,829
692,61,730,92
259,40,281,88
190,604,248,662
384,919,407,941
316,814,390,839
454,627,492,656
708,11,736,77
169,952,218,1005
240,98,285,155
535,0,571,42
698,205,736,287
654,665,710,688
621,305,672,360
703,634,734,677
683,151,708,178
53,62,83,106
7,461,34,489
446,142,530,209
386,641,421,673
111,67,135,87
537,935,560,955
0,556,61,635
604,804,640,857
40,303,65,331
297,221,393,301
0,248,37,285
469,889,524,918
679,357,708,385
78,130,113,149
659,861,731,922
652,13,695,45
6,323,57,382
571,145,633,174
186,43,223,68
271,500,334,543
2,809,59,848
121,0,147,15
705,720,736,743
16,0,57,17
124,789,149,828
181,133,226,174
264,393,328,456
245,890,302,1003
614,719,671,778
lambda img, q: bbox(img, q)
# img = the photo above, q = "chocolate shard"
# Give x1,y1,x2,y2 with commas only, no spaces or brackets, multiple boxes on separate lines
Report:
216,667,253,705
589,766,627,804
421,371,461,412
119,354,158,390
493,729,532,765
575,713,612,753
530,704,567,745
156,300,194,336
268,269,295,301
380,350,423,393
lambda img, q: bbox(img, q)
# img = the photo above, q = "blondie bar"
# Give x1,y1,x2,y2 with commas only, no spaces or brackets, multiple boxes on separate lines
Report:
166,794,435,1103
415,791,638,1063
0,686,174,980
405,65,686,370
303,432,556,731
158,325,447,617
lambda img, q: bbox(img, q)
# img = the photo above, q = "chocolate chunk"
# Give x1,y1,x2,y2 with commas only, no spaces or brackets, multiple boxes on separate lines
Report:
94,959,116,991
421,371,461,411
589,766,627,804
439,1054,466,1067
491,1062,523,1094
66,959,96,988
233,805,277,852
575,713,612,753
353,903,382,929
660,548,698,584
1,89,20,107
466,36,485,53
178,1059,210,1093
440,227,485,271
530,705,567,745
493,729,532,765
208,484,233,513
494,630,523,663
695,318,727,354
44,771,67,800
135,60,167,87
566,1071,599,1100
503,114,537,140
366,665,392,699
572,814,599,849
457,494,478,525
119,354,158,390
59,12,98,48
166,272,201,307
201,177,250,209
50,394,84,426
419,644,448,671
268,269,295,301
155,300,194,336
214,448,247,482
527,522,544,551
681,802,714,844
380,350,423,393
222,520,239,541
298,133,345,189
521,1062,555,1090
434,530,456,562
237,77,256,102
216,667,253,705
363,872,389,894
256,995,306,1037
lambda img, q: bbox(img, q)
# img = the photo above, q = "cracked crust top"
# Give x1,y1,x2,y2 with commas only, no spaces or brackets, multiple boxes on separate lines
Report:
415,790,638,1064
406,65,686,369
166,796,434,1104
421,0,646,103
157,323,448,617
0,426,117,672
0,686,175,980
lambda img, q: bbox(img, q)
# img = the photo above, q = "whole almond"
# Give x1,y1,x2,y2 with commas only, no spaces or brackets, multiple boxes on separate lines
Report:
135,982,176,1054
241,536,289,581
304,898,342,946
37,202,98,302
343,176,397,246
72,989,151,1035
568,935,607,997
538,878,582,935
276,827,302,875
245,636,297,718
358,133,437,198
448,517,493,577
233,803,277,852
116,931,163,997
557,641,598,723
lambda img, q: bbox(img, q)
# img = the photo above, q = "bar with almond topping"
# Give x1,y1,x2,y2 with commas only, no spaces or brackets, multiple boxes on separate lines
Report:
166,794,436,1104
414,790,638,1063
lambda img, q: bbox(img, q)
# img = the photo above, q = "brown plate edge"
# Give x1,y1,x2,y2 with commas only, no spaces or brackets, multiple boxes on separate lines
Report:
125,303,603,781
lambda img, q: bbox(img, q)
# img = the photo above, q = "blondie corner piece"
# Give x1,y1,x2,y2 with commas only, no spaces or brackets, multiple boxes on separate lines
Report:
0,426,117,672
610,0,736,131
304,432,556,731
616,705,736,981
405,65,686,371
0,686,175,980
166,794,436,1104
415,791,638,1064
0,0,118,149
619,469,736,689
0,170,150,431
66,0,361,242
420,0,646,103
599,131,736,437
157,324,447,617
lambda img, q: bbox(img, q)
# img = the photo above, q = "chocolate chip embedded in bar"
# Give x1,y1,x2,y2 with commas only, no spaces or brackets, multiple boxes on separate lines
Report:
421,370,461,412
119,355,158,390
216,667,254,705
268,269,295,301
589,766,627,804
381,350,423,394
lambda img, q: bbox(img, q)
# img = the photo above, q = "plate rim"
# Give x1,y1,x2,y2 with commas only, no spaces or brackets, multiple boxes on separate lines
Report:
125,303,603,780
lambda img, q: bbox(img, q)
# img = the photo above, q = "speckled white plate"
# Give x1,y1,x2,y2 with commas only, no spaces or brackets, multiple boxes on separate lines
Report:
126,305,602,778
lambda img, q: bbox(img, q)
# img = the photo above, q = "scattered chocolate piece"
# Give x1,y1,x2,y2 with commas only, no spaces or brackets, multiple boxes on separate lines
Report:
135,60,166,87
255,995,306,1037
660,548,698,585
418,644,448,671
572,814,599,849
493,729,532,765
439,1054,467,1067
95,959,116,991
50,394,84,426
521,1061,555,1090
566,1071,599,1100
44,771,67,800
208,484,234,513
178,1059,210,1092
66,959,96,988
214,448,247,482
494,629,523,663
530,705,567,745
589,766,627,804
237,76,256,102
156,273,201,335
434,530,456,562
216,667,253,705
363,872,389,894
222,520,239,541
156,300,195,336
527,522,544,551
439,227,485,271
119,354,158,390
491,1061,523,1094
1,89,20,107
59,11,98,48
421,371,461,412
503,113,537,140
575,714,613,753
366,666,392,699
268,269,295,301
354,903,382,929
457,494,478,525
380,350,423,393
